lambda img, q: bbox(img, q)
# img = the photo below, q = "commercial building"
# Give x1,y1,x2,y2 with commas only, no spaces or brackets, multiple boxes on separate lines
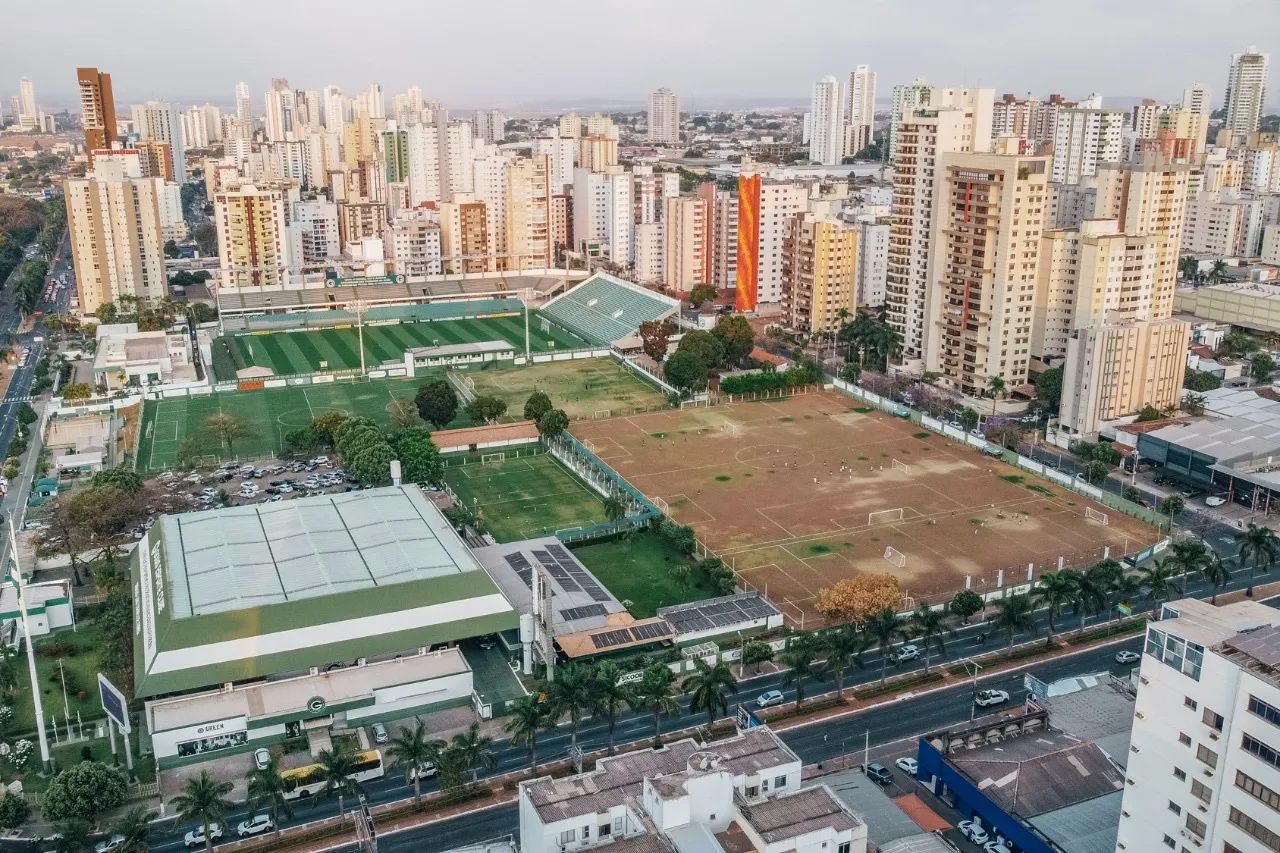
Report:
1136,413,1280,512
648,88,679,146
213,183,291,288
1224,46,1270,137
92,322,196,390
663,195,709,293
77,67,117,164
519,727,866,853
1174,280,1280,334
735,175,807,311
781,213,858,335
1119,598,1280,853
808,76,844,166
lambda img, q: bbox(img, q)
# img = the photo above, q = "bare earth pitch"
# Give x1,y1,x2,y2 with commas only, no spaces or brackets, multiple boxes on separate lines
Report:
571,392,1159,626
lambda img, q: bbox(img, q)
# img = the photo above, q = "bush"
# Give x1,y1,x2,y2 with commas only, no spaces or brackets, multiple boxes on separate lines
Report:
0,790,28,829
41,761,127,823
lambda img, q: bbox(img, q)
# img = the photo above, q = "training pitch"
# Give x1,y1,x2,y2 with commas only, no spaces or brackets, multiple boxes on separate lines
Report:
137,377,429,472
466,357,668,420
442,452,609,543
212,313,586,380
572,392,1159,626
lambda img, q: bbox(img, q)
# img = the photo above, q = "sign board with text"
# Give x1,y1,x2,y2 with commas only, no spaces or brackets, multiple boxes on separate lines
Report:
98,672,131,733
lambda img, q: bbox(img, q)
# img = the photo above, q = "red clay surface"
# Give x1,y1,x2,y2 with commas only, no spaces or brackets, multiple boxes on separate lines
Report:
572,392,1158,626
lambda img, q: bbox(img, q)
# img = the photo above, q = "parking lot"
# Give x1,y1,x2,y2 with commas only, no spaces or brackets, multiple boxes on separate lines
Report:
153,454,360,515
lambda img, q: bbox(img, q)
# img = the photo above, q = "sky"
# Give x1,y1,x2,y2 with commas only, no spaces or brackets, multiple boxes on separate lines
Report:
5,0,1276,112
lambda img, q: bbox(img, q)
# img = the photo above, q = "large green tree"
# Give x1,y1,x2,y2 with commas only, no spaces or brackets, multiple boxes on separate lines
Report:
349,442,396,485
465,395,508,424
394,428,443,484
535,408,570,438
414,380,459,428
684,660,737,725
523,390,553,422
663,351,709,391
1034,367,1064,413
711,315,754,366
675,329,725,372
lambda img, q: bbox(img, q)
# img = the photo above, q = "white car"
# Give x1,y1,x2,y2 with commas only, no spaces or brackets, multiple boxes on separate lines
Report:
372,722,389,744
894,756,918,774
1114,650,1141,665
94,836,125,853
957,820,989,844
984,841,1012,853
254,747,272,770
1205,495,1227,507
756,689,785,708
893,644,921,662
183,823,223,848
974,689,1010,708
409,761,438,781
236,814,275,837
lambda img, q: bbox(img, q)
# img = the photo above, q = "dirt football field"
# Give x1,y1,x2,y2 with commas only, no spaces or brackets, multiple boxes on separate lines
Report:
571,391,1159,625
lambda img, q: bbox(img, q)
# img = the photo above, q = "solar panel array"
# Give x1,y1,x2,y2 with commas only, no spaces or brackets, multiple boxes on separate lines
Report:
504,553,533,587
661,595,780,636
539,544,612,603
590,620,674,649
560,603,608,621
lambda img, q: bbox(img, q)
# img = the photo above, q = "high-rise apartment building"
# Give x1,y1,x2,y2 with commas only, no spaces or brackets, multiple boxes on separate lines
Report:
76,68,116,164
923,147,1048,394
735,175,807,311
135,101,186,182
505,155,553,270
782,213,858,334
888,78,930,163
1224,46,1270,136
1131,101,1209,159
1182,83,1211,115
65,175,171,314
531,135,576,191
558,112,580,139
473,110,508,145
1118,597,1280,853
663,195,709,292
855,215,889,308
808,76,844,166
265,78,295,142
885,86,994,363
578,134,618,172
586,113,616,138
323,86,347,134
288,199,340,266
698,183,738,291
572,167,632,264
1050,108,1125,184
17,78,38,131
647,88,680,145
845,65,876,156
387,210,443,277
439,195,489,273
213,184,290,288
234,82,252,126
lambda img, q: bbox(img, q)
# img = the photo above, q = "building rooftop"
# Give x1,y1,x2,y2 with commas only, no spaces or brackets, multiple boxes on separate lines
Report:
818,767,924,846
1156,598,1280,648
737,786,862,844
1219,623,1280,688
1035,681,1135,770
1146,415,1280,467
1199,386,1280,420
1026,790,1123,853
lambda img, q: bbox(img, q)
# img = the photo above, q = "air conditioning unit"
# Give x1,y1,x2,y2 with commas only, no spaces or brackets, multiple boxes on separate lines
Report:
1209,732,1219,740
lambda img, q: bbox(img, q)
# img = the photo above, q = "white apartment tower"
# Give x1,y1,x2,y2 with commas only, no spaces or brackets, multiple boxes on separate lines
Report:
213,184,291,288
648,88,680,145
135,101,186,182
1050,108,1125,184
845,65,877,156
889,78,931,163
1224,46,1270,136
1182,83,1211,115
65,176,172,315
1119,598,1280,853
809,76,844,166
17,77,38,130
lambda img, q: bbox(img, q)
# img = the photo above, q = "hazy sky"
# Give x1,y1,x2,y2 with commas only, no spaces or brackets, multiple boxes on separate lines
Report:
6,0,1276,111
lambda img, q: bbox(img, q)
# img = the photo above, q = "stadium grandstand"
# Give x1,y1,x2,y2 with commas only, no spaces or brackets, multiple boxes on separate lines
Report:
233,297,523,332
538,272,679,346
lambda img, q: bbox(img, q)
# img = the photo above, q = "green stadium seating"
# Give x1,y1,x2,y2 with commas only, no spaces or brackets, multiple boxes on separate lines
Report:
539,274,677,345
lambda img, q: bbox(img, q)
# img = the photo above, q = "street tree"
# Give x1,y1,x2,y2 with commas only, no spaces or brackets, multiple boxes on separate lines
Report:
1236,522,1280,596
684,660,737,725
991,594,1036,652
948,589,984,624
504,695,548,770
245,757,292,839
168,771,232,852
589,661,631,754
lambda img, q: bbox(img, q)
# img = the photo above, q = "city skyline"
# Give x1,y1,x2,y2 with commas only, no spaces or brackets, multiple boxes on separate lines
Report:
6,0,1277,110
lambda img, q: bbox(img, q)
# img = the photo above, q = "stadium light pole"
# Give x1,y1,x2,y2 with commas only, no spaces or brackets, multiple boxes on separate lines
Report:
524,300,530,360
6,519,52,772
357,298,366,375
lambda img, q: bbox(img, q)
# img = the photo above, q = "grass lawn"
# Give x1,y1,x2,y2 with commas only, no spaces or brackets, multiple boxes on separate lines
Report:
467,357,667,420
443,453,608,543
4,624,111,737
212,313,586,380
136,373,466,472
570,531,714,618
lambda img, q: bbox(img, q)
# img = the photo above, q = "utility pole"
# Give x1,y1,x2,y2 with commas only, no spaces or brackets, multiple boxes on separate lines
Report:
7,519,51,771
963,658,983,724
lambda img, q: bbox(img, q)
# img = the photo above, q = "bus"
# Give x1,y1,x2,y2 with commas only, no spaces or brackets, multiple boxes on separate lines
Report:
280,749,385,800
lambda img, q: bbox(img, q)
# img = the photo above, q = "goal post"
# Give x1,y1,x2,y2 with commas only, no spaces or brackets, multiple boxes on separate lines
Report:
1085,507,1110,526
868,507,905,525
652,496,670,515
481,452,507,465
892,459,911,475
883,546,907,568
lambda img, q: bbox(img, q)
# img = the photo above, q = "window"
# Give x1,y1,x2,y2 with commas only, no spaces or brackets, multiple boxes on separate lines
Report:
1228,807,1280,850
1184,814,1206,838
1244,734,1280,770
1249,695,1280,728
774,775,788,789
1178,732,1192,746
1173,767,1187,781
745,785,759,798
1201,707,1224,731
1168,801,1182,815
580,826,590,840
599,824,611,837
1184,696,1198,711
1236,770,1280,812
1196,744,1218,768
559,830,576,845
838,844,851,853
1190,779,1211,803
1162,836,1175,849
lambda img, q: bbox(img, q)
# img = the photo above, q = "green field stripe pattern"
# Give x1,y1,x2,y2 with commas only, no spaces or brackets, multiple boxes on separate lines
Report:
442,454,609,543
215,313,588,380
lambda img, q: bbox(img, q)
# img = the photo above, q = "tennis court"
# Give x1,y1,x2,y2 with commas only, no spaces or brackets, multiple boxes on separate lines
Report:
137,376,440,472
212,313,586,380
442,452,609,543
466,357,668,420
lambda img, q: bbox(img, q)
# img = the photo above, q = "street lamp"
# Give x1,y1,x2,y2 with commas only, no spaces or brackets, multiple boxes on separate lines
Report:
962,657,983,724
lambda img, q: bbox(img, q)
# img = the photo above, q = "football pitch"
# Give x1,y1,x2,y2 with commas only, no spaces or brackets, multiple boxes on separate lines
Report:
212,313,587,380
468,357,669,420
137,377,437,472
442,452,609,543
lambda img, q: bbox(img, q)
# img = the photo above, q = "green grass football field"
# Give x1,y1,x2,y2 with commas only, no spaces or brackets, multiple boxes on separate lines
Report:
467,357,668,419
212,314,587,380
442,452,610,543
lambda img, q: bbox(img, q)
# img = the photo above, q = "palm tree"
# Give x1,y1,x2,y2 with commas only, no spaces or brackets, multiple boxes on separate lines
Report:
505,695,547,770
1032,571,1079,634
1236,522,1280,596
245,757,292,839
589,661,632,754
685,660,738,726
862,608,909,685
986,375,1006,416
386,718,436,805
170,771,233,852
542,664,594,753
110,805,157,853
1200,553,1232,604
1138,558,1181,615
314,746,360,816
1208,259,1228,284
821,626,864,700
1168,539,1210,594
1073,565,1112,634
909,604,952,673
602,494,626,523
992,594,1037,652
51,819,92,853
780,634,824,709
631,663,678,748
451,722,496,783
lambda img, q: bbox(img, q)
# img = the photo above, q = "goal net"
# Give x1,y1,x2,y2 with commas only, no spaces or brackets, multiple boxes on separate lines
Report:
481,452,506,464
868,507,905,525
583,439,598,453
1085,507,1110,526
883,546,907,568
463,375,476,391
892,459,911,475
652,496,670,515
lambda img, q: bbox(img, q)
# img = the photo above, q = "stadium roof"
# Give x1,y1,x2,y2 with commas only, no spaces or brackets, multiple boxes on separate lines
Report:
540,272,678,345
132,486,517,697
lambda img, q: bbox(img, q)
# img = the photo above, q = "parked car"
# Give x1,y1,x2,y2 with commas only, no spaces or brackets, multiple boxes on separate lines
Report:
183,824,223,848
94,836,125,853
409,761,437,781
893,644,921,663
984,841,1012,853
372,722,389,744
1114,650,1141,665
236,815,275,837
253,747,272,770
895,756,918,774
957,820,990,844
862,762,892,785
1205,495,1227,507
974,689,1010,708
756,689,785,708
